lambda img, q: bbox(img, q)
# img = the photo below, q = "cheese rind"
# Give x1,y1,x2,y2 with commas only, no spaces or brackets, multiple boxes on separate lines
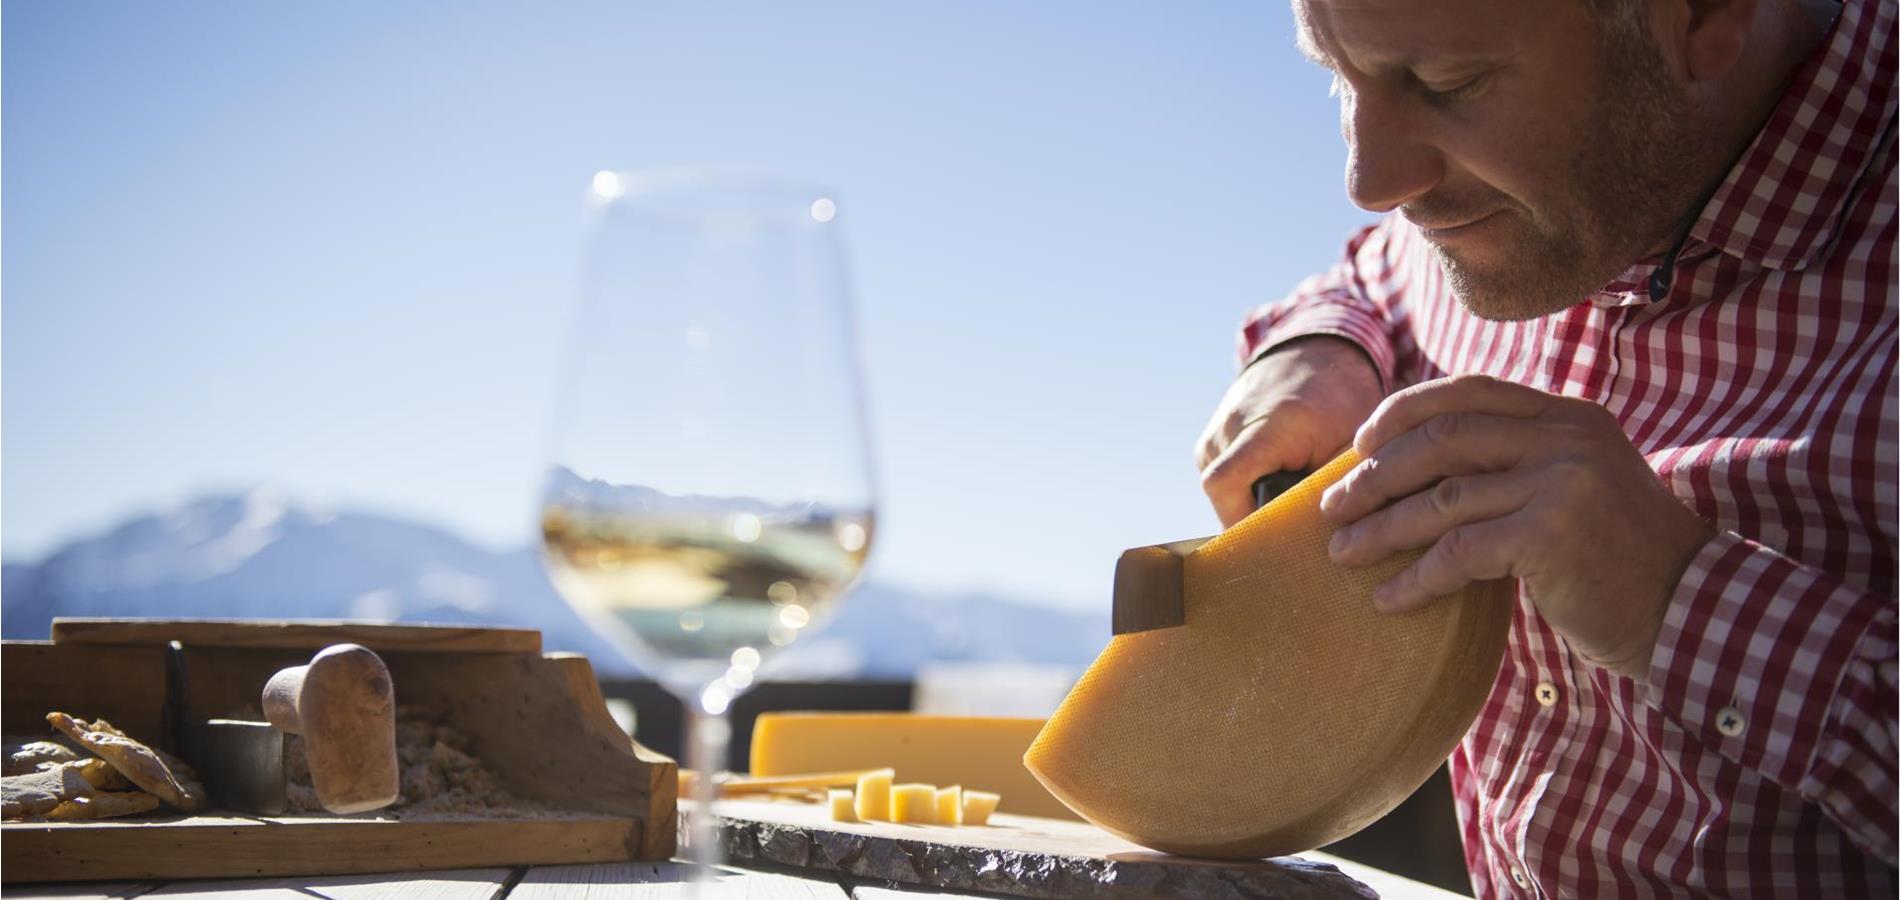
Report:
890,783,938,823
1025,450,1513,858
852,768,894,822
749,713,1073,819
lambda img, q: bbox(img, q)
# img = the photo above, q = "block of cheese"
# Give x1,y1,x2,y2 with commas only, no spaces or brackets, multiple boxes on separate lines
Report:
750,713,1075,820
961,789,1000,826
890,783,938,823
934,785,963,825
1025,449,1513,859
828,788,858,822
853,768,894,822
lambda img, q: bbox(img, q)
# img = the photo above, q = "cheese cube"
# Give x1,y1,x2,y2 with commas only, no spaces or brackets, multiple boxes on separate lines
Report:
828,788,858,823
934,785,962,825
890,783,938,823
961,789,1001,826
853,768,894,822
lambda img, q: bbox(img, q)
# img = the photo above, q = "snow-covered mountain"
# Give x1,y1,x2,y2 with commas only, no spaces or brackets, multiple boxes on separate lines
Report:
0,491,1109,679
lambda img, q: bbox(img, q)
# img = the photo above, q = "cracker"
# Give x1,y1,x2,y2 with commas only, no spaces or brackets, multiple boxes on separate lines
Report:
46,712,205,813
45,791,162,821
3,763,96,819
73,757,134,792
5,741,80,776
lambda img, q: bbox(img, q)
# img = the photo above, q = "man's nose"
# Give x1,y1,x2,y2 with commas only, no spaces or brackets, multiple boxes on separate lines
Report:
1342,90,1442,213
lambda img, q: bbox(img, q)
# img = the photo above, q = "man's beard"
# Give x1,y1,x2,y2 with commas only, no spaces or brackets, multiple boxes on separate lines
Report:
1419,21,1702,321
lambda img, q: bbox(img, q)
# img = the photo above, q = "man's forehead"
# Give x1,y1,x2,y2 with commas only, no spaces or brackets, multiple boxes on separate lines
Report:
1292,0,1537,71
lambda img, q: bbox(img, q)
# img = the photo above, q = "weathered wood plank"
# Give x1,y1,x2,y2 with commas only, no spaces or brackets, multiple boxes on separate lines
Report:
2,642,168,739
50,619,541,654
511,862,848,898
0,883,158,899
140,868,513,899
1,816,642,883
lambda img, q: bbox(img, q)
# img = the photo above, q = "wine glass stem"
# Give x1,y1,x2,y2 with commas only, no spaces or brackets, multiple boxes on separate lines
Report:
685,701,730,883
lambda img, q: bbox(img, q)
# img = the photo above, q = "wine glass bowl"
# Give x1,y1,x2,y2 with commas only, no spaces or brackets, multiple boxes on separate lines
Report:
536,167,875,877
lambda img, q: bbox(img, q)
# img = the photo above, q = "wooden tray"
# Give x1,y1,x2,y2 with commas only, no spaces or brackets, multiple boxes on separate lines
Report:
701,799,1379,899
2,618,677,883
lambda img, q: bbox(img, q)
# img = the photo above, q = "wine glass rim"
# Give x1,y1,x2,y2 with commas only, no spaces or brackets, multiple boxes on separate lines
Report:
590,165,837,222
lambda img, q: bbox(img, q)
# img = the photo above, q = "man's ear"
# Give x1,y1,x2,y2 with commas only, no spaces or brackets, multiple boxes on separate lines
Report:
1678,0,1758,81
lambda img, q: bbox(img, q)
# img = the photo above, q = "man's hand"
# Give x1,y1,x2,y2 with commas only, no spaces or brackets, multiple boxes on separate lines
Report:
1197,336,1384,528
1319,374,1716,680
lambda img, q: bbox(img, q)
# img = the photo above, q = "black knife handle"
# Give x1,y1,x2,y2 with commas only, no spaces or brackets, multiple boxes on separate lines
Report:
1252,469,1313,509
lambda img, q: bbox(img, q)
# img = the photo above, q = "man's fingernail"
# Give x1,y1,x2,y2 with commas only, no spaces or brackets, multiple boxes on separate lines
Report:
1371,584,1397,611
1329,528,1352,560
1320,485,1340,512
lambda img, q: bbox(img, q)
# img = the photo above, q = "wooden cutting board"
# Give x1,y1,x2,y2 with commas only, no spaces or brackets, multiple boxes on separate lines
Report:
699,799,1378,899
2,619,676,884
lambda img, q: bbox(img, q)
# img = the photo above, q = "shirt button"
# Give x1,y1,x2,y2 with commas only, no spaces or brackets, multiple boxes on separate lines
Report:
1534,681,1560,707
1512,867,1532,889
1716,706,1747,738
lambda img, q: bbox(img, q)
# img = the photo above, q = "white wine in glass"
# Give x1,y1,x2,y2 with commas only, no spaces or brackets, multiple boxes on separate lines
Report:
537,168,875,887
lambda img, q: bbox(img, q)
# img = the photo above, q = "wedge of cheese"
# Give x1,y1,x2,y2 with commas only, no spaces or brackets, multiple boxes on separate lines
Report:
1025,449,1513,859
750,713,1073,820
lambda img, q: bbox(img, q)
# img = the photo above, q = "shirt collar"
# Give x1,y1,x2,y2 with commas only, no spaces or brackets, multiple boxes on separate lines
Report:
1591,0,1888,309
1686,0,1892,272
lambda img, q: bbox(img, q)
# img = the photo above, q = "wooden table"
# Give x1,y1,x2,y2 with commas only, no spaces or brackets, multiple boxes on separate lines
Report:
3,852,1469,899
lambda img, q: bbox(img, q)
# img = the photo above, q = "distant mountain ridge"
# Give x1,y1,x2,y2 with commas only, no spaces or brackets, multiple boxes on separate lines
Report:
1,491,1109,678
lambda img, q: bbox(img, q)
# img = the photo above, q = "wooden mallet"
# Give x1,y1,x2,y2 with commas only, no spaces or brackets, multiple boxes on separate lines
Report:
261,643,400,814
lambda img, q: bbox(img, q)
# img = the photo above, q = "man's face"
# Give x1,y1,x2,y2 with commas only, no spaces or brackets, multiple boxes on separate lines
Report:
1294,0,1700,320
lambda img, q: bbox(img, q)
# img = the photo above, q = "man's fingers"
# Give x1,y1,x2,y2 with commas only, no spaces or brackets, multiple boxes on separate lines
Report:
1200,420,1276,528
1321,413,1544,523
1353,374,1562,456
1328,470,1535,566
1371,517,1523,613
1200,419,1308,528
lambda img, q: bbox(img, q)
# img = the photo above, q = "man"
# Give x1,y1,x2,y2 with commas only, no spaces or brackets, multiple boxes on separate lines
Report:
1196,0,1895,895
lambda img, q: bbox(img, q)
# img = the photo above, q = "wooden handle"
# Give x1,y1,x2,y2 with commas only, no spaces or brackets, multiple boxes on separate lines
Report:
262,643,400,815
1111,538,1205,635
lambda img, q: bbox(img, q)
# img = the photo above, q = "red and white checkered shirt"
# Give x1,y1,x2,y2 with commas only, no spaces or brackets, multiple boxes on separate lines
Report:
1238,1,1897,896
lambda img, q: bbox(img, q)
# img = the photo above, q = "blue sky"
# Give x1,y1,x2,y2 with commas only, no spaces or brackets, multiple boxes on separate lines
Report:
3,1,1373,611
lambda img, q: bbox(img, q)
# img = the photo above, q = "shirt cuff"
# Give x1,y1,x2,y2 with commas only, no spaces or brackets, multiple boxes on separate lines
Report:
1237,295,1396,393
1644,530,1888,785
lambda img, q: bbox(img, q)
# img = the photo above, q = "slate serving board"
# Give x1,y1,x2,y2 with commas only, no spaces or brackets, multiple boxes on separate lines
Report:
697,799,1378,899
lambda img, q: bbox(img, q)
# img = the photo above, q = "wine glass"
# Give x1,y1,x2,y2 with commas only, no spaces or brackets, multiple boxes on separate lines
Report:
537,167,876,885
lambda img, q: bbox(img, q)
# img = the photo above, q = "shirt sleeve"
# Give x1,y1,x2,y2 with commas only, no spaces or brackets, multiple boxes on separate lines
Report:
1235,220,1407,390
1645,531,1899,864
